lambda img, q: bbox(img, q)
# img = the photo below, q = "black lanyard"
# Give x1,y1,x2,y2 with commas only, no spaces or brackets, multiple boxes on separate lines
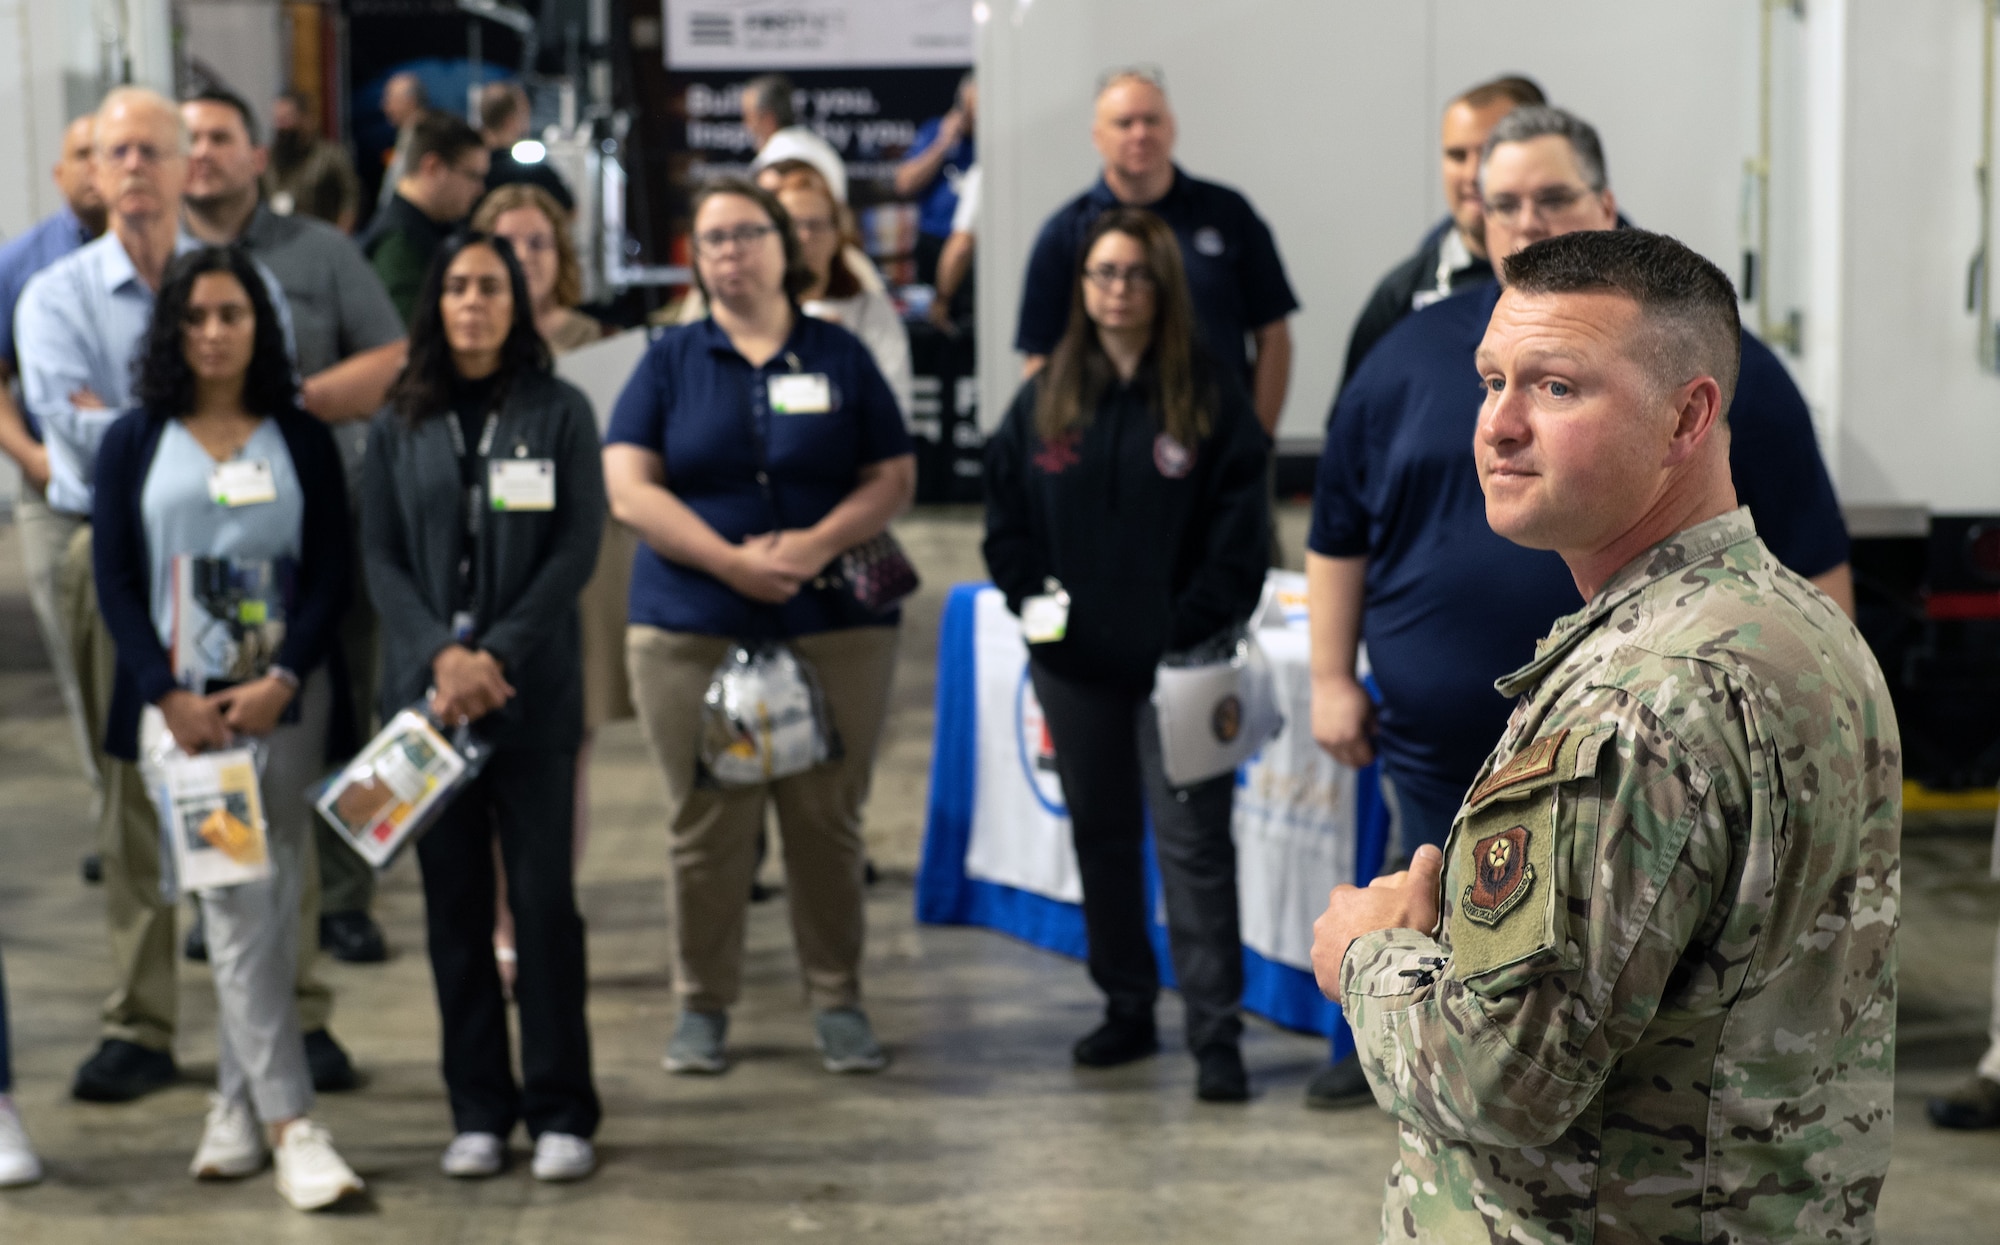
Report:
444,410,499,613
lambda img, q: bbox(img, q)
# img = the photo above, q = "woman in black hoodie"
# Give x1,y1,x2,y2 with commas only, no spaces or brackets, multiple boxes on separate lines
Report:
982,207,1270,1102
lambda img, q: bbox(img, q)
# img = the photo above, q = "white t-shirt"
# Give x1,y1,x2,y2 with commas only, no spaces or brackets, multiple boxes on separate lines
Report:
949,164,982,236
803,288,913,423
752,126,849,204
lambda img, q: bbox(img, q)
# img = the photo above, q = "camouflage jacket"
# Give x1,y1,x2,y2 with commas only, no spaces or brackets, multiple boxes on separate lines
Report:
1340,508,1901,1244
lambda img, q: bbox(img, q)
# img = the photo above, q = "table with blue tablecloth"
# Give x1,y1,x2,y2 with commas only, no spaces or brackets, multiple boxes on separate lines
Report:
916,576,1391,1057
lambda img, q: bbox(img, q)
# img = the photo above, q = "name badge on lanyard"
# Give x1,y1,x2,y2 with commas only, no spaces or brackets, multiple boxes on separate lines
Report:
208,459,277,507
768,372,832,415
488,458,556,510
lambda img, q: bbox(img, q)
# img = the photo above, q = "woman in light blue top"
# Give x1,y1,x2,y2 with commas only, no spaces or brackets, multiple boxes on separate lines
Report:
93,247,361,1212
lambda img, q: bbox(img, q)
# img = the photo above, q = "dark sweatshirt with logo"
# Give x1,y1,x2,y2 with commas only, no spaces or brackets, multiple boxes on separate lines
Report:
982,361,1270,692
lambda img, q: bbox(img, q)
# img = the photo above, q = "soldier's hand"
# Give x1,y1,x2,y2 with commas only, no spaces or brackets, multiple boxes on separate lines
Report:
1311,844,1445,1005
1311,673,1378,768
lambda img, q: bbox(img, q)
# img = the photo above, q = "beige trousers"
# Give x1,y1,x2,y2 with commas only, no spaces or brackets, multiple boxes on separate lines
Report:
627,624,898,1013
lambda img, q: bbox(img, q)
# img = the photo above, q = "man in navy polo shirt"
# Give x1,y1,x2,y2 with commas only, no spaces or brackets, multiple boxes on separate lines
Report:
897,71,976,288
1301,104,1852,1110
1015,69,1297,435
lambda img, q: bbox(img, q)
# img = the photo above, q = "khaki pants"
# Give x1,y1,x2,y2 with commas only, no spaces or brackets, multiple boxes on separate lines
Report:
59,528,332,1048
15,490,96,796
628,624,898,1013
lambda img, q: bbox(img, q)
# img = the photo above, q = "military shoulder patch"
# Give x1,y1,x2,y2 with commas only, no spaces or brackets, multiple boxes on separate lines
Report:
1466,728,1568,807
1461,824,1535,927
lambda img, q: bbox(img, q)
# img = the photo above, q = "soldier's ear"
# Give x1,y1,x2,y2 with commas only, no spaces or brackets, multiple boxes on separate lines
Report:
1662,375,1723,467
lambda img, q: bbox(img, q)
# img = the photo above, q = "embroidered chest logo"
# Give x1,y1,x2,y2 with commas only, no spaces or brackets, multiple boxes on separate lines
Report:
1192,226,1226,257
1462,825,1534,927
1033,432,1081,474
1153,432,1195,478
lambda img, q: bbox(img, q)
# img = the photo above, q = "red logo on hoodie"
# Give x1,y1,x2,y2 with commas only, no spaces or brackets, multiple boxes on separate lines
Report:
1033,432,1081,474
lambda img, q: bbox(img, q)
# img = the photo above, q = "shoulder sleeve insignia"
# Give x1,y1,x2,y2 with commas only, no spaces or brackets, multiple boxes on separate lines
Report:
1461,825,1534,927
1466,727,1569,806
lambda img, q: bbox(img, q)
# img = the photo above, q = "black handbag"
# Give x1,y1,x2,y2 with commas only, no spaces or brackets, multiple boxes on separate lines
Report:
834,530,920,614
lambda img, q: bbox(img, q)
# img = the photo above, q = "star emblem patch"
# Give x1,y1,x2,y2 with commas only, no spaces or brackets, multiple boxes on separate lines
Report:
1461,824,1535,927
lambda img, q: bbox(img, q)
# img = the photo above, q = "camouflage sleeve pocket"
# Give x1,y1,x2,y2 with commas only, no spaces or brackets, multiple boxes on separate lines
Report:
1447,726,1613,996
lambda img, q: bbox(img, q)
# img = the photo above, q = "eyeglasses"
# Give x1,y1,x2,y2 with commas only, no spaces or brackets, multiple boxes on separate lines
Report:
694,223,778,253
100,141,177,168
1084,263,1156,291
1483,186,1593,222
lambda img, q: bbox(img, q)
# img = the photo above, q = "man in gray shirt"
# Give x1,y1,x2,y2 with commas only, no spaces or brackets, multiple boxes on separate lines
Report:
182,88,407,992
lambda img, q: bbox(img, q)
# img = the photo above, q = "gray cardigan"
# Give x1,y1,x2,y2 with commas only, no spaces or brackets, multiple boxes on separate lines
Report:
361,368,606,752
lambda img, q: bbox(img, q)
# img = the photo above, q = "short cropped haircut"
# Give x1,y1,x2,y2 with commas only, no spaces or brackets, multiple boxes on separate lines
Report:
1482,104,1608,192
1503,229,1743,418
1456,75,1545,111
744,74,795,128
477,81,526,134
406,110,484,172
185,85,259,146
94,86,188,155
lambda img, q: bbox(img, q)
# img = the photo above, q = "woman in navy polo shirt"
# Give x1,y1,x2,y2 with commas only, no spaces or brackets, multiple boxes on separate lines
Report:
982,208,1270,1103
604,178,915,1077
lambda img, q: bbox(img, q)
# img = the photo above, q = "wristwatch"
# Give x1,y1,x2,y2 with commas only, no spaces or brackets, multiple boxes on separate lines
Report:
267,665,301,691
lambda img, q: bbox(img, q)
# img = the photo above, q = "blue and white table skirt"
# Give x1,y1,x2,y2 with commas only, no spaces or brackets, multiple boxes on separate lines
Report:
916,578,1390,1058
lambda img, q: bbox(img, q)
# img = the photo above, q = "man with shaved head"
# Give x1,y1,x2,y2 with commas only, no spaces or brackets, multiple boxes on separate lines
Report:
1311,228,1899,1243
1014,68,1297,435
14,86,305,1104
0,113,106,809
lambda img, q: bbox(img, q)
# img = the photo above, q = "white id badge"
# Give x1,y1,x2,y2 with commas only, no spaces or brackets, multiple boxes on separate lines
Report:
768,372,832,415
207,459,277,507
488,459,556,511
1020,588,1070,645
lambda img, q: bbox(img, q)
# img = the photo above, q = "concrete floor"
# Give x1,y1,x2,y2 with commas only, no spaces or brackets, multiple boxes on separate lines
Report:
0,507,1996,1243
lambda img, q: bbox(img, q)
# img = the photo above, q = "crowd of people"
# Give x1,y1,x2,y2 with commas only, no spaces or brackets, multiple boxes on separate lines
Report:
0,57,1978,1242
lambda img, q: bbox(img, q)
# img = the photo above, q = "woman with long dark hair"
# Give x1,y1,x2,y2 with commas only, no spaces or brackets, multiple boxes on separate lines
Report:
982,208,1271,1102
604,178,915,1077
361,232,605,1182
92,245,363,1208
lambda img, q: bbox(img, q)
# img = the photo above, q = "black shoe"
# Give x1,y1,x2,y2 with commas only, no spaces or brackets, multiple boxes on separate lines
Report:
319,910,387,963
304,1028,359,1093
183,907,208,962
81,853,102,884
72,1038,177,1102
1195,1044,1250,1103
1072,1015,1158,1068
1303,1054,1374,1110
1928,1075,2000,1130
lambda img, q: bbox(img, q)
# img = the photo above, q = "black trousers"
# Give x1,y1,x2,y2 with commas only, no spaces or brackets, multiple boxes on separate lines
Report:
1028,662,1245,1052
416,748,600,1139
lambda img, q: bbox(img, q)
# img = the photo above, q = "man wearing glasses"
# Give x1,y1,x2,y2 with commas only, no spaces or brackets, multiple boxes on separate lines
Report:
363,111,490,323
1300,104,1851,1109
1015,68,1297,436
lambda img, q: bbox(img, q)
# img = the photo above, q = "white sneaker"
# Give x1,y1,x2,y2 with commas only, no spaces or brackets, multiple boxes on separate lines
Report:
530,1132,595,1182
0,1097,42,1188
272,1120,364,1211
440,1130,505,1178
190,1093,266,1179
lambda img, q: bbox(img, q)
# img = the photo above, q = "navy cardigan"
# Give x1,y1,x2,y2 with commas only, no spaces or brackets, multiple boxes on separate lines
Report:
92,406,353,762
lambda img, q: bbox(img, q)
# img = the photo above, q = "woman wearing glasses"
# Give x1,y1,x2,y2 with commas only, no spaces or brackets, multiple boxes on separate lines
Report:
982,208,1270,1102
362,232,605,1182
605,178,915,1078
762,159,913,420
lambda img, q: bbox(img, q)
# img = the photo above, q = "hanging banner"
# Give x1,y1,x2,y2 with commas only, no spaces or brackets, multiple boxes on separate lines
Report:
665,0,975,70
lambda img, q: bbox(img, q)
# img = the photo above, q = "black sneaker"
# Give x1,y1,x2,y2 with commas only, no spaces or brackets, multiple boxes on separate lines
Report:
1072,1015,1158,1068
72,1038,177,1102
183,906,208,962
1928,1075,2000,1130
1303,1055,1374,1110
319,911,388,963
81,853,102,884
1195,1044,1250,1103
304,1029,359,1093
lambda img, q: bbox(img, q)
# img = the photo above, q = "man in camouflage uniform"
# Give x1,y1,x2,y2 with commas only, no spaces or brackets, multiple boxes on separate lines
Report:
1310,228,1902,1244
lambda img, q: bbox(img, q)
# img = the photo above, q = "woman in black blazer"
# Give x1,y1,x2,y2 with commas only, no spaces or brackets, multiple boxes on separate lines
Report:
361,231,605,1182
93,246,362,1210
